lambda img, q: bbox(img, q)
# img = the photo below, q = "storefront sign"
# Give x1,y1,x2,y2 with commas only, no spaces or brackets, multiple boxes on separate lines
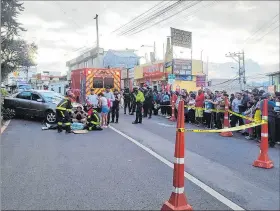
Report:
176,75,192,81
143,62,164,78
172,59,192,76
196,75,206,87
171,28,192,49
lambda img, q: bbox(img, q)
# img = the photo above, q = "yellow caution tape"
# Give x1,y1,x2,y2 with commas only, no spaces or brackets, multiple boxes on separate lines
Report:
177,128,185,132
185,121,266,133
228,110,255,122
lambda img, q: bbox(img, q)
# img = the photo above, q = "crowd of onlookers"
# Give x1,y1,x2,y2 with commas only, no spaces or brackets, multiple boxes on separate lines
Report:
149,88,280,148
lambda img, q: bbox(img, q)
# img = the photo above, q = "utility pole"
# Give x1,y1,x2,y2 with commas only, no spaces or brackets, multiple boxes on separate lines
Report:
153,41,156,61
94,14,99,49
225,51,246,91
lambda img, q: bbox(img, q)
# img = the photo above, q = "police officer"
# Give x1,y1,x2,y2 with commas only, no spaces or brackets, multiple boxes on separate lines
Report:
111,89,121,123
132,87,145,124
56,91,73,133
86,109,103,131
123,87,131,114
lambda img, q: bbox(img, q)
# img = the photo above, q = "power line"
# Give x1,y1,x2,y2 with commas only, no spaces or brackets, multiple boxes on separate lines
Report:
254,24,279,42
111,1,166,34
129,1,202,36
243,13,279,45
119,1,185,36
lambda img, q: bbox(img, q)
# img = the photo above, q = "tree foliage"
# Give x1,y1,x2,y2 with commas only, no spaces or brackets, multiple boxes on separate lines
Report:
1,0,37,81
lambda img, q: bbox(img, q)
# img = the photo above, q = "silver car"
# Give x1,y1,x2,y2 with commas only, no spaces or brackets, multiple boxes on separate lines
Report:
3,90,66,123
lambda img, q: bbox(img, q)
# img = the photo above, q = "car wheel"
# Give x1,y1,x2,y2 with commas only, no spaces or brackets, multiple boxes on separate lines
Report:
45,111,56,124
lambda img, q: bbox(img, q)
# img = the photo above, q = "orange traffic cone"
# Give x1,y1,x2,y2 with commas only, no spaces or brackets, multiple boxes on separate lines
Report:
220,97,233,137
161,100,192,211
253,99,274,169
169,94,176,122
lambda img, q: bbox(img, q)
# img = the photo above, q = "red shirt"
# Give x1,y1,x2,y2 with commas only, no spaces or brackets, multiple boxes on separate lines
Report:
195,93,204,107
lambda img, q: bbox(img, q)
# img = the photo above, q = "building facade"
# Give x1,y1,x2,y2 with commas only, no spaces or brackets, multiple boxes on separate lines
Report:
66,47,105,80
267,71,280,92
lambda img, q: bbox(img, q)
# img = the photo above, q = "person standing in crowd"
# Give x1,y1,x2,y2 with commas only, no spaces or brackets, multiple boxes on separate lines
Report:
161,91,170,117
123,87,131,114
260,93,276,147
187,93,196,124
143,87,153,119
204,94,214,129
231,92,244,127
132,87,145,124
195,89,205,126
129,88,136,115
111,89,121,123
103,86,115,125
212,92,225,129
86,88,99,111
142,87,148,117
56,91,73,133
98,92,109,128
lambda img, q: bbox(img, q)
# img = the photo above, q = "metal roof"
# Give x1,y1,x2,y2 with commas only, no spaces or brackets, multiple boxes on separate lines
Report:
267,71,280,76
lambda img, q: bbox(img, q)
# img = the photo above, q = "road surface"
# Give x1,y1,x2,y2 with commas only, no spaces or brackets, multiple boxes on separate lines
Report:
1,115,279,210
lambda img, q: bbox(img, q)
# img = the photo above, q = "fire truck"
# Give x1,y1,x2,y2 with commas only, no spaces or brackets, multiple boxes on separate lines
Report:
70,68,121,104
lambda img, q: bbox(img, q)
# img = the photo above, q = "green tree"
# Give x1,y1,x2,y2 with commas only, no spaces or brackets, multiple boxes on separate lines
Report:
1,0,37,81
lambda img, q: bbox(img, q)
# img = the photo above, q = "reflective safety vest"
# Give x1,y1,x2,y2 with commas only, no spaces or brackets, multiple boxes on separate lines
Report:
56,97,72,112
87,110,100,125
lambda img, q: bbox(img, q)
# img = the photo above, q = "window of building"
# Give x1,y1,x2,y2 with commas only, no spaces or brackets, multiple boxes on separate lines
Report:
84,61,88,68
93,77,103,88
58,87,61,93
104,77,114,89
16,91,31,100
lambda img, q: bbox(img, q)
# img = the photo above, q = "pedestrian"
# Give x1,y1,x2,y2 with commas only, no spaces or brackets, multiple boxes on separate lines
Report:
188,94,196,124
144,87,153,119
86,88,99,112
98,92,109,128
111,89,121,123
204,94,213,129
123,87,131,114
103,86,115,125
132,87,145,124
231,92,244,127
195,89,205,126
129,89,136,115
56,91,73,133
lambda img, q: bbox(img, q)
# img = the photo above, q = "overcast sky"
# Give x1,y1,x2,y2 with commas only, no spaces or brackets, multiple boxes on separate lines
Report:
19,1,279,77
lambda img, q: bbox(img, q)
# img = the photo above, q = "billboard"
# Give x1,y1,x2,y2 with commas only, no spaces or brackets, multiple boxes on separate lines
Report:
196,75,206,87
171,28,192,49
172,59,192,76
143,62,164,78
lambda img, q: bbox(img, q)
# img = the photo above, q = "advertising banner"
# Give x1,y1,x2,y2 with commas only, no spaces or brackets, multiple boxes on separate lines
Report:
172,59,192,76
143,62,164,78
176,75,193,81
171,28,192,49
196,75,206,87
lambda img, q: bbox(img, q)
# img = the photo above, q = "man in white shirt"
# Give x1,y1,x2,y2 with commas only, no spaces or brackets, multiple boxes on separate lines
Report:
86,88,99,108
103,86,115,125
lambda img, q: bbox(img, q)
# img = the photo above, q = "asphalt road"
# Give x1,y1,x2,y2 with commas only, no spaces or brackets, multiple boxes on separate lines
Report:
1,118,230,210
110,113,280,210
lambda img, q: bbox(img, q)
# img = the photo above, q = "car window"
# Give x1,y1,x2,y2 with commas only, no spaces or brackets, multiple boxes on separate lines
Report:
16,91,31,100
31,93,41,101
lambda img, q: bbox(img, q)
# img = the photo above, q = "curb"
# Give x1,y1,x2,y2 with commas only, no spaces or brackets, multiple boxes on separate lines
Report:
1,119,11,134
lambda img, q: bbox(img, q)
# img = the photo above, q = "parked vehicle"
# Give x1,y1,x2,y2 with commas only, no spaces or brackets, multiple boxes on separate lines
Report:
3,90,68,123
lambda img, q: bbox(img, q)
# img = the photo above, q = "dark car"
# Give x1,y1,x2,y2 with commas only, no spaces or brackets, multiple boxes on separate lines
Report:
3,90,65,123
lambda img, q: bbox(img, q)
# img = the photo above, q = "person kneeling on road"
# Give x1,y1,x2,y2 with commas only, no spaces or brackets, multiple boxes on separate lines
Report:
72,105,87,124
132,87,145,124
86,109,103,131
56,91,73,133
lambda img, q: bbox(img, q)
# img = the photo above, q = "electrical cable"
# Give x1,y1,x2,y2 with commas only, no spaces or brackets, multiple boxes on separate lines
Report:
118,1,185,36
111,1,166,34
254,24,279,42
128,1,202,36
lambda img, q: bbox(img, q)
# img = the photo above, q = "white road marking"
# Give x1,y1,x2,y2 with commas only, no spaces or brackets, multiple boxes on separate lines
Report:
109,125,245,211
1,120,11,134
157,122,176,128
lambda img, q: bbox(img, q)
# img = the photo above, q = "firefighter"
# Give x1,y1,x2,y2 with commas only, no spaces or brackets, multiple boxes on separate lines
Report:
129,89,136,115
123,87,131,114
56,91,73,133
111,89,121,123
132,87,145,124
86,109,103,131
